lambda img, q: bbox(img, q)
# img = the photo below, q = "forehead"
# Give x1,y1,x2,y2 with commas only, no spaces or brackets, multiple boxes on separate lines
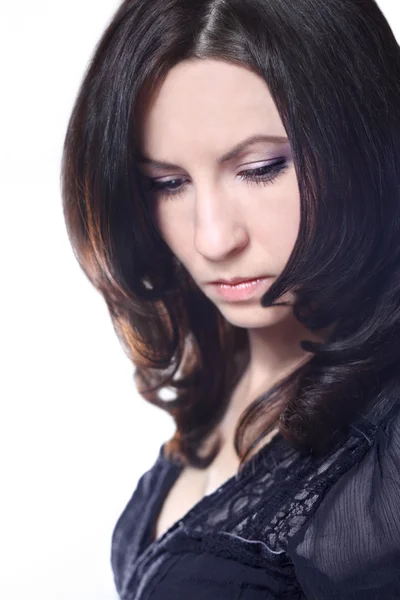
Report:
137,59,286,157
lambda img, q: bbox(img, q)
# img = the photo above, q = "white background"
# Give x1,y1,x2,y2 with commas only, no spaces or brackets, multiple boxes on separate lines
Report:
1,1,399,599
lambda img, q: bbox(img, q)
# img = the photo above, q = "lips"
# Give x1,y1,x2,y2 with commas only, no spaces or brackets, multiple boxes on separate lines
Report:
211,276,266,285
209,276,271,301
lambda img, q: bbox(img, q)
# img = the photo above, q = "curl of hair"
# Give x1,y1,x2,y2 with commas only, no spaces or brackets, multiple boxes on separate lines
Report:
61,0,400,471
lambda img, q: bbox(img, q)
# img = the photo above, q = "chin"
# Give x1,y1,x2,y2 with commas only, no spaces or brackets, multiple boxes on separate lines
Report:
218,303,293,329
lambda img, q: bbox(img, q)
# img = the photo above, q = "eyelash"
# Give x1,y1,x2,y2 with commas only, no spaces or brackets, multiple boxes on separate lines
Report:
147,158,288,200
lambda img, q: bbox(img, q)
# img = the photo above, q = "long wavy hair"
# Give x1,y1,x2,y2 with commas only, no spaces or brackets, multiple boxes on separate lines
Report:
61,0,400,470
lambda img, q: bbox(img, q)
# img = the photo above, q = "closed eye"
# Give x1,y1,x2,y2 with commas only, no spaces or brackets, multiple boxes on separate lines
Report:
144,158,289,200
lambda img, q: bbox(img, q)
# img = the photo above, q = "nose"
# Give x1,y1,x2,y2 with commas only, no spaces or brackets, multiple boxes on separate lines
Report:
193,185,249,261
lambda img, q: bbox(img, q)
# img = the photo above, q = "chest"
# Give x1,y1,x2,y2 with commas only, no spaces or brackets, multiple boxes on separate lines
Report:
153,440,240,541
153,428,280,542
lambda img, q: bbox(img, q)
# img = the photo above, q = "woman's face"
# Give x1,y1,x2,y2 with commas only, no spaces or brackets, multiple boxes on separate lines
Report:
138,59,300,329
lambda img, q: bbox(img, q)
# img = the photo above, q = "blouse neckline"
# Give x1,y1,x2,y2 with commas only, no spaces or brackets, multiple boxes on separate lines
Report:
143,429,286,549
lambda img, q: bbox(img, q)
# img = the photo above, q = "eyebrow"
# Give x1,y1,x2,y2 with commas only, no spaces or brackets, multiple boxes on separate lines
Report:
137,134,289,170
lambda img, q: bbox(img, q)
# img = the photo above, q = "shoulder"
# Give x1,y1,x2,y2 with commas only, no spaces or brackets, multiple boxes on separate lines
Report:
111,445,170,555
111,443,176,593
287,398,400,599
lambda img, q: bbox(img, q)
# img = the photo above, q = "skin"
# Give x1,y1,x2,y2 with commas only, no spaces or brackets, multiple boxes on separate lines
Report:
138,58,324,429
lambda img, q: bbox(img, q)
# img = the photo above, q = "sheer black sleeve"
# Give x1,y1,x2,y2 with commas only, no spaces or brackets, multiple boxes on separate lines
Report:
288,400,400,599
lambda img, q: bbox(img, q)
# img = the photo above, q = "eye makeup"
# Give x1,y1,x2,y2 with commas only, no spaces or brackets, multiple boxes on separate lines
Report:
144,158,289,200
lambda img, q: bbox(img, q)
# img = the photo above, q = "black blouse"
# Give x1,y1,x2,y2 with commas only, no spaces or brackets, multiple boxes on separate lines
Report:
111,394,400,599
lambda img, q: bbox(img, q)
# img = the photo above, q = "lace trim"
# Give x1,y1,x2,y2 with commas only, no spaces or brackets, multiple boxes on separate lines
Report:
167,416,378,567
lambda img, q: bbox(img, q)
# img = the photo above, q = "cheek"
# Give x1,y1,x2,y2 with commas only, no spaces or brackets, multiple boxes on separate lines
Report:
251,188,300,264
154,201,194,263
271,217,300,264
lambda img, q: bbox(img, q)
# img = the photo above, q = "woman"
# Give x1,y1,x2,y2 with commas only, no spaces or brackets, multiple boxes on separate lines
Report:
61,0,400,598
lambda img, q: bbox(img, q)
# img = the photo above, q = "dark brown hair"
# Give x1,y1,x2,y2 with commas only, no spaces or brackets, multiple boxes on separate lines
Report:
61,0,400,470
